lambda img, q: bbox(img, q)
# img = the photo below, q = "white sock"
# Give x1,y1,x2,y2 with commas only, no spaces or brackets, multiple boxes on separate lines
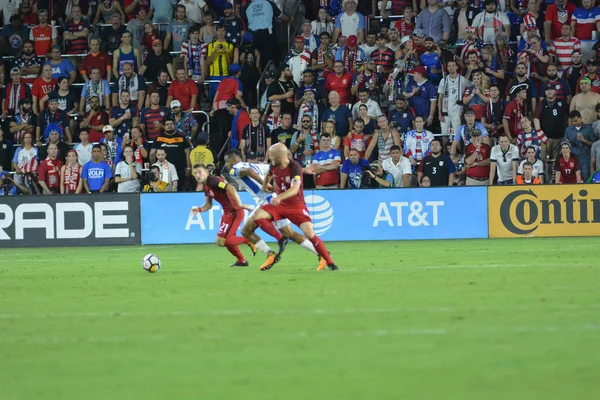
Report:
255,240,272,255
300,239,318,255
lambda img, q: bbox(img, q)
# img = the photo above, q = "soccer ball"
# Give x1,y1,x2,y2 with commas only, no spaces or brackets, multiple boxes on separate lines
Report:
142,254,161,273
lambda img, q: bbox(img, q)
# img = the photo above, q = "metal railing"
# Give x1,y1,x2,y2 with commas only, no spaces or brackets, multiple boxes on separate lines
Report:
255,60,275,108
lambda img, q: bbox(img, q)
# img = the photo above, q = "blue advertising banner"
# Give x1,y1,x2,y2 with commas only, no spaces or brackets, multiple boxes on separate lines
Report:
141,187,488,244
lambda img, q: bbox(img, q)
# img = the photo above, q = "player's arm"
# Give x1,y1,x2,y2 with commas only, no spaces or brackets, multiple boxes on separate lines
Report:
261,171,273,192
239,167,265,186
271,176,301,205
197,195,213,212
225,183,253,210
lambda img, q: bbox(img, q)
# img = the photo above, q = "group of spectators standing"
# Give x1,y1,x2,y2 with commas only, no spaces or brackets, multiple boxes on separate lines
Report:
2,0,600,197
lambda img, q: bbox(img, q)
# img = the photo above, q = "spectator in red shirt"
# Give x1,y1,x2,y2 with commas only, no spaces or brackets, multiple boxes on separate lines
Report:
29,9,58,57
81,38,112,82
32,64,58,114
325,60,354,106
80,96,109,143
37,142,63,194
166,66,199,112
545,0,577,42
464,129,491,186
554,141,583,184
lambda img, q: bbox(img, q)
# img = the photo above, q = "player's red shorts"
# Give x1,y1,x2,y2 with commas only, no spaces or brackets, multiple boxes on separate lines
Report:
260,204,312,227
217,210,244,239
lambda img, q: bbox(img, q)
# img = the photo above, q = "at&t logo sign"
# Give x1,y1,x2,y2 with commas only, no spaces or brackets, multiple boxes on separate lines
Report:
305,195,334,236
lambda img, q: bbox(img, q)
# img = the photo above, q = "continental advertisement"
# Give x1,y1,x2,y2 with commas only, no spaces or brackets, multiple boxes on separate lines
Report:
488,184,600,238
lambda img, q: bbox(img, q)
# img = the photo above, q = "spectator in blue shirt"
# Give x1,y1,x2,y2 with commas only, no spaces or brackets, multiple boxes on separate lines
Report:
404,66,438,124
388,96,416,137
44,46,76,84
322,91,353,138
415,0,451,43
340,148,370,189
82,144,113,193
420,37,443,85
0,14,30,57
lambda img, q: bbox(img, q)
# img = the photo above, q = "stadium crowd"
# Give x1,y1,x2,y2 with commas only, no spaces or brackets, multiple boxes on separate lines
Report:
2,0,600,196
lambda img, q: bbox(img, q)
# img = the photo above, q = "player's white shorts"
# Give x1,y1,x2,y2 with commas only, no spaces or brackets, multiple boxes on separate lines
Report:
251,198,291,229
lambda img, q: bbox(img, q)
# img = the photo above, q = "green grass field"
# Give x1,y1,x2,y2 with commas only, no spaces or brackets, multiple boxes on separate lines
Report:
1,238,599,399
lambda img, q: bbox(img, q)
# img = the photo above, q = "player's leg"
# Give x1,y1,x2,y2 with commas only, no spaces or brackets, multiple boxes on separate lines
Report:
219,211,250,267
254,206,290,258
298,221,338,271
242,207,274,256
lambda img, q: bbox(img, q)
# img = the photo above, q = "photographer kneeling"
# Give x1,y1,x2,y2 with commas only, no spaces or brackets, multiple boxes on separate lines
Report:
363,160,394,188
142,165,168,192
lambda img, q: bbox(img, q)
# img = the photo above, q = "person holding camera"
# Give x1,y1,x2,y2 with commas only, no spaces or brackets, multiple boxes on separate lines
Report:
142,165,168,192
364,160,393,188
0,170,30,195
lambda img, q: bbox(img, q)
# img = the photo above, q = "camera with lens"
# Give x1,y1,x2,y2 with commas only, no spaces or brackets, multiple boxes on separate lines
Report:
141,170,157,184
455,99,465,106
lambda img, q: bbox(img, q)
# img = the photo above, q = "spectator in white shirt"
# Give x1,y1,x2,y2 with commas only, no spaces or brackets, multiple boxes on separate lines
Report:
382,145,412,187
351,87,382,119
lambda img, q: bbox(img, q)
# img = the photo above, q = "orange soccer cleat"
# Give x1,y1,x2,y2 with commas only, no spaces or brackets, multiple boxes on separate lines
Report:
259,251,279,271
317,255,327,271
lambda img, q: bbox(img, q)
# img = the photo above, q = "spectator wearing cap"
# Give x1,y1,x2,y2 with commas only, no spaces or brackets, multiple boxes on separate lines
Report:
172,99,199,140
181,25,208,84
519,2,542,42
99,125,124,168
287,36,314,86
371,34,395,76
109,90,140,138
140,38,175,82
545,0,576,43
111,61,146,107
570,0,600,41
2,68,32,119
451,108,489,158
534,83,569,163
450,0,479,44
463,128,491,186
166,66,198,113
300,19,320,53
29,9,58,57
140,92,172,141
404,66,437,124
259,71,277,111
212,63,244,148
503,83,529,142
415,0,450,44
0,14,30,57
332,0,365,44
219,2,246,47
570,76,600,125
206,24,238,98
351,87,382,120
564,110,597,181
227,98,251,150
335,35,365,75
540,65,570,103
8,99,37,145
63,5,90,58
178,0,209,25
311,32,335,85
296,87,321,131
36,95,72,144
164,4,191,53
472,0,510,44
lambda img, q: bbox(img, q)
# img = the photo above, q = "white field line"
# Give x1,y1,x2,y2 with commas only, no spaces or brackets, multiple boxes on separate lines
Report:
1,304,599,320
0,325,598,345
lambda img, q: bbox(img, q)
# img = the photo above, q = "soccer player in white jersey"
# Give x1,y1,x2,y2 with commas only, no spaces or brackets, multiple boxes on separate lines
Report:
223,149,327,270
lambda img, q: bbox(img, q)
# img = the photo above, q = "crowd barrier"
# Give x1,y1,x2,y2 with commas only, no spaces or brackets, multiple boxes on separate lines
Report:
1,185,599,248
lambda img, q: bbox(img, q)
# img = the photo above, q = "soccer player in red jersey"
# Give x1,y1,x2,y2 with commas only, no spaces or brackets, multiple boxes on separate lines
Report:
191,164,257,267
251,143,339,271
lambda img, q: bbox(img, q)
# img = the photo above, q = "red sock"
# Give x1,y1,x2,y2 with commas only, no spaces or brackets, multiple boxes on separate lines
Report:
226,235,249,246
225,242,246,262
255,218,283,241
309,235,333,264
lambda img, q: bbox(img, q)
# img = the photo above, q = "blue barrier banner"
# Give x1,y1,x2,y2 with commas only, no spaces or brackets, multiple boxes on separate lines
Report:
141,192,256,245
141,187,488,244
305,187,488,241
